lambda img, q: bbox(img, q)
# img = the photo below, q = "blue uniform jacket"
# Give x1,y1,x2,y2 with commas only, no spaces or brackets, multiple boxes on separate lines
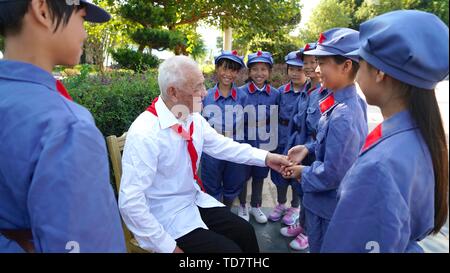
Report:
0,60,126,252
277,82,303,150
241,81,280,151
321,110,434,253
301,84,368,220
202,84,247,142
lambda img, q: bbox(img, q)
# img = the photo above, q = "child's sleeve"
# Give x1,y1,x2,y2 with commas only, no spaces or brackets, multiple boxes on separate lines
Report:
301,113,362,192
27,120,127,253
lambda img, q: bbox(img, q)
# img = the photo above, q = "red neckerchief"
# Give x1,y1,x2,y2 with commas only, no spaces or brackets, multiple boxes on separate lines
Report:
56,80,73,101
146,97,205,192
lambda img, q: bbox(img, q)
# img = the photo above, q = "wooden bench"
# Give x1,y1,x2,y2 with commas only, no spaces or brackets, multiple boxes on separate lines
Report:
106,132,151,253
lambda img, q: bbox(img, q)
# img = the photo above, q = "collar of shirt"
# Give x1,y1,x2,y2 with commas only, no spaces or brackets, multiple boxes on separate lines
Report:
213,84,238,101
361,110,416,155
248,81,271,95
305,81,322,95
333,84,358,104
284,81,304,94
0,60,57,91
319,84,357,114
155,96,192,130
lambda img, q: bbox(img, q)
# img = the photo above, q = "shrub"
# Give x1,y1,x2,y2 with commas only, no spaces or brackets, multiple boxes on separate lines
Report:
111,48,160,72
63,70,160,137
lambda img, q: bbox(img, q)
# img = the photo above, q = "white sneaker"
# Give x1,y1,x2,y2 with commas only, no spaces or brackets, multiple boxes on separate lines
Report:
238,204,250,222
250,206,268,224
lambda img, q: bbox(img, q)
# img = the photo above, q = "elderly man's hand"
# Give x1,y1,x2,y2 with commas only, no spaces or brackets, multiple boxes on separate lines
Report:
265,152,292,173
287,145,309,165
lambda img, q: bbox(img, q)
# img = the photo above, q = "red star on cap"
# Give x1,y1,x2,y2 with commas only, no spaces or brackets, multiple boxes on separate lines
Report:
257,51,263,56
318,33,326,44
232,50,238,55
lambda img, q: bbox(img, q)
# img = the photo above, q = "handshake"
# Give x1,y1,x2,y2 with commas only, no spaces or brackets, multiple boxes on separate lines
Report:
265,145,309,182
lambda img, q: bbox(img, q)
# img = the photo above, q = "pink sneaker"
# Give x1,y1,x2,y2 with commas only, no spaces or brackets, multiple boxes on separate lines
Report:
289,233,309,250
268,203,287,221
280,223,304,237
282,207,300,226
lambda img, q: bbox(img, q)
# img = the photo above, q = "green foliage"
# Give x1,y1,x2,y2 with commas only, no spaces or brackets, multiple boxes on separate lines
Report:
130,28,185,51
246,35,300,63
111,48,159,72
83,0,137,71
335,0,449,29
300,0,448,46
299,0,352,44
222,0,302,55
63,70,160,137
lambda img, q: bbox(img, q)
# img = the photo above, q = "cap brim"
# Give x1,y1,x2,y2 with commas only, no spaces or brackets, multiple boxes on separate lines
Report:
303,48,335,57
247,57,273,66
344,49,360,63
286,60,304,67
215,56,246,68
83,1,111,23
346,49,360,57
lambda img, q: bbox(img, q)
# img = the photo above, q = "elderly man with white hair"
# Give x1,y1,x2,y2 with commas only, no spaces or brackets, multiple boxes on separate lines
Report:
119,56,291,253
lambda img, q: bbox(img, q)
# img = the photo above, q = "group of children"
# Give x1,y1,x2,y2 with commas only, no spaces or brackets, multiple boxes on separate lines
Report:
200,10,449,253
0,0,448,253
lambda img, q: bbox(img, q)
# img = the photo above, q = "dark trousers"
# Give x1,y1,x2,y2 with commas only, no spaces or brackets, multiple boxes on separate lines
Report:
238,178,264,207
276,183,300,208
176,206,260,253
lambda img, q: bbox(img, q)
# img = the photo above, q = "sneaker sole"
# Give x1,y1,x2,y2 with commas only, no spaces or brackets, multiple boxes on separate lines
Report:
268,216,282,222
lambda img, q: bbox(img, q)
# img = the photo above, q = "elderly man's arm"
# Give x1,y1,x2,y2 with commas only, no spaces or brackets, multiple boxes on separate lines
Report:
201,115,291,172
118,132,178,253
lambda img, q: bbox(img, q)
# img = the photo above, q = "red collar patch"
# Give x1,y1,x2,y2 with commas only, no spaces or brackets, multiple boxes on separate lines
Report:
215,87,237,101
249,82,271,95
361,124,382,153
319,93,335,113
304,44,310,51
214,89,220,101
249,82,256,93
231,88,237,100
284,83,292,93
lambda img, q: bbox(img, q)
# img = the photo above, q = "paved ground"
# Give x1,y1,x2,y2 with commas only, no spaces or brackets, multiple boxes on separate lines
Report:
233,81,450,253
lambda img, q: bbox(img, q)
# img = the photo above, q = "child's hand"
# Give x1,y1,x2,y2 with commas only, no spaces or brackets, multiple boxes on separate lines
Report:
282,165,303,181
287,145,309,165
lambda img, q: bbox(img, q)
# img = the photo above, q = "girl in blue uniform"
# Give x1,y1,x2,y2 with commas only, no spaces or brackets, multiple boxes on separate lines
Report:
282,28,368,252
201,50,248,208
238,51,280,224
280,42,330,251
269,50,307,227
321,10,449,253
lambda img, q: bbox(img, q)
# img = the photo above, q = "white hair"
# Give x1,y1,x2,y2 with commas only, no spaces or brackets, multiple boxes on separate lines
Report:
158,56,199,100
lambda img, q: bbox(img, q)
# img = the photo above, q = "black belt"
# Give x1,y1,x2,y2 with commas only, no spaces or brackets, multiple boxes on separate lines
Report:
1,229,35,253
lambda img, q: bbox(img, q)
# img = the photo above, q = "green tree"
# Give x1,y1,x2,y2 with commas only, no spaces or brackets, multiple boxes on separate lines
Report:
118,0,185,54
355,0,448,26
118,0,301,56
82,0,137,71
299,0,353,44
213,0,302,61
